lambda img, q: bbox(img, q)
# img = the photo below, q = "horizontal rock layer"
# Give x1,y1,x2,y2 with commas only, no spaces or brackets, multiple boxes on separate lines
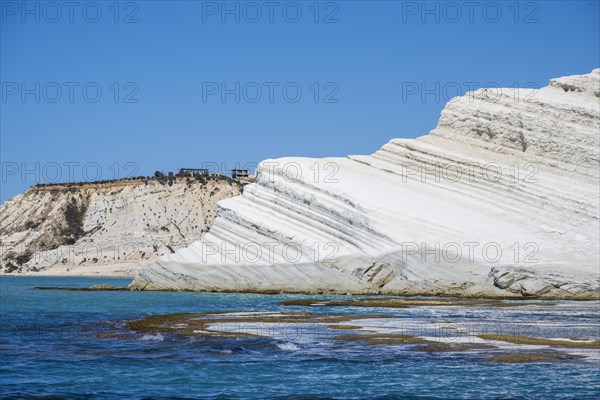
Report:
131,70,600,298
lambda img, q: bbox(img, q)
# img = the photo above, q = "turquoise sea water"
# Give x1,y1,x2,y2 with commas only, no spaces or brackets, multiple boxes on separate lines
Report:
1,277,599,399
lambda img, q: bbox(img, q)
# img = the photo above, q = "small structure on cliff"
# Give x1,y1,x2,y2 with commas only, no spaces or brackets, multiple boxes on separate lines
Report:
178,168,210,177
231,169,249,179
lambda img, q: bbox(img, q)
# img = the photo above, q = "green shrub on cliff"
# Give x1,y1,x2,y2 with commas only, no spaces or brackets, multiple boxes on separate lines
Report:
61,197,87,245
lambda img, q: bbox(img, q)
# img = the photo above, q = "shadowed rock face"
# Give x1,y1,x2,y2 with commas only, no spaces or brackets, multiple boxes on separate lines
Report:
131,70,600,298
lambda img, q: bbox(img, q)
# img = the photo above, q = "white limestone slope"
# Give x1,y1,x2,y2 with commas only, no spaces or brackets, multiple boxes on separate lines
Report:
131,70,600,298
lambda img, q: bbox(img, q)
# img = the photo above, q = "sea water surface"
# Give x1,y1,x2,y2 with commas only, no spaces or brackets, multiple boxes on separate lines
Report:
1,277,599,399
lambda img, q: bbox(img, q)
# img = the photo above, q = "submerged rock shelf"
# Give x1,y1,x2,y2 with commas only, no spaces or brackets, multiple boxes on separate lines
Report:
115,302,600,363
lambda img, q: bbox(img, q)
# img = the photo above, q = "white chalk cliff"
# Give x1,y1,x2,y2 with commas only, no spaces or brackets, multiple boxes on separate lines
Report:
131,70,600,298
0,178,242,276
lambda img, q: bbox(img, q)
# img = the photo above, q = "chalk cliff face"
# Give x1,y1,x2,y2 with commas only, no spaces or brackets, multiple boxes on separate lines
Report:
0,178,243,276
131,70,600,298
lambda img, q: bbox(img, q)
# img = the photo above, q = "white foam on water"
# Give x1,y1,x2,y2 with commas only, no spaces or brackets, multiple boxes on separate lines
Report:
140,333,164,342
276,342,299,351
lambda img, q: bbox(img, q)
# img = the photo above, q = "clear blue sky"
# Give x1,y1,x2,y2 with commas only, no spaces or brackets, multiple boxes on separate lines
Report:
1,0,599,203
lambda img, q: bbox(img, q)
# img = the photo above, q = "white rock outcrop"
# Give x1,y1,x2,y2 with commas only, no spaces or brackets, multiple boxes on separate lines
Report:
0,178,243,276
131,70,600,298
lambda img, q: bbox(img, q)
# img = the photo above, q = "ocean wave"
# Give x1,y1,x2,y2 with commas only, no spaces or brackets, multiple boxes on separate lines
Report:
276,342,299,351
140,333,164,342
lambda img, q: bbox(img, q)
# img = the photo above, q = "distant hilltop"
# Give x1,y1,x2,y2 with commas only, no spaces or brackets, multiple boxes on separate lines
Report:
0,174,248,276
30,166,255,190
